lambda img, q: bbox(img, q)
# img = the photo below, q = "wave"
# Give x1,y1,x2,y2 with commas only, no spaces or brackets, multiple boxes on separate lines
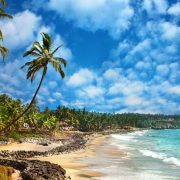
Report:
111,134,136,141
129,130,149,136
140,149,180,167
111,130,148,142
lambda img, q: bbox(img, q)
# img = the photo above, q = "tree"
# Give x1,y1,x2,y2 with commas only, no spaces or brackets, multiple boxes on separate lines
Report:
0,0,12,60
2,32,67,132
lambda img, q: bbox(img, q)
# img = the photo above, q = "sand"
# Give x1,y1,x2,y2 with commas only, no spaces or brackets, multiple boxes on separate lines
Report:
35,134,109,180
0,134,109,179
0,142,62,152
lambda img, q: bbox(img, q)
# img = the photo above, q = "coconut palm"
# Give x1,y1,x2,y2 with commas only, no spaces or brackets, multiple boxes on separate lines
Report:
0,0,13,60
2,32,67,132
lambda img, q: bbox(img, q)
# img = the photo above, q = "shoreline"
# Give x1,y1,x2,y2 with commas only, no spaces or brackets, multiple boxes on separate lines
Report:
35,134,109,180
0,130,139,179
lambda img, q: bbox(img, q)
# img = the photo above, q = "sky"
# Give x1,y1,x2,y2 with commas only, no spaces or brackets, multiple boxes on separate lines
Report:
0,0,180,114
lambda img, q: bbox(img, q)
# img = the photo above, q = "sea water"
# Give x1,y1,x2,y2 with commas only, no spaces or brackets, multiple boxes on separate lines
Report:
94,130,180,180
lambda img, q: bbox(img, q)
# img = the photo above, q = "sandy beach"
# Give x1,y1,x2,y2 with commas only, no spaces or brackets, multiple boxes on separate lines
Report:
34,134,109,180
0,133,129,179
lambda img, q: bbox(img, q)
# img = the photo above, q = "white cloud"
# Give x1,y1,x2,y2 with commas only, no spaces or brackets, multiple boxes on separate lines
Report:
48,0,134,38
53,92,62,98
135,61,151,70
103,68,120,81
160,22,180,41
53,35,73,60
108,79,145,96
67,68,95,87
156,64,169,76
168,2,180,16
167,85,180,95
78,85,105,99
130,39,151,54
143,0,168,14
153,0,168,14
0,10,41,50
124,96,142,106
48,98,56,103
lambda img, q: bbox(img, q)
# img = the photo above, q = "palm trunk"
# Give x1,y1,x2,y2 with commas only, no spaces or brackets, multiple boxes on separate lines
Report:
1,67,47,133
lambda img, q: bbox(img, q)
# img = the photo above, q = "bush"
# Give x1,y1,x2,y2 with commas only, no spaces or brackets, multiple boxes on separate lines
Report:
7,131,43,140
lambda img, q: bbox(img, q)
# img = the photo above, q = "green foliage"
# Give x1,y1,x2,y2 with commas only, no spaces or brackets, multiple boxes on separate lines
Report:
7,131,42,140
0,94,24,130
22,32,67,82
2,32,67,132
0,94,180,135
0,94,58,133
0,0,12,60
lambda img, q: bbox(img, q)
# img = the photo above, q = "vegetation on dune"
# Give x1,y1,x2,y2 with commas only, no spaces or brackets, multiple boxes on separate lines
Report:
2,33,67,133
0,165,14,180
0,94,180,135
0,0,13,60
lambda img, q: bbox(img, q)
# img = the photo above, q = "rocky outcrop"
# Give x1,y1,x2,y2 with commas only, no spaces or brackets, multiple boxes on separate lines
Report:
0,140,86,159
0,159,67,180
0,134,88,179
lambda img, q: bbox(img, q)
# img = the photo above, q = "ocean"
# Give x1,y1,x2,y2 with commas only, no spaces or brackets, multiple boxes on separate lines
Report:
87,130,180,180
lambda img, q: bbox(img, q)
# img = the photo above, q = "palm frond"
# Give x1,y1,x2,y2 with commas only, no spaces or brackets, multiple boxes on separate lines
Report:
33,41,43,51
23,48,41,57
41,32,52,51
22,32,67,82
50,60,65,78
50,45,63,56
53,57,67,67
0,0,6,7
0,10,13,19
0,45,8,60
0,30,3,41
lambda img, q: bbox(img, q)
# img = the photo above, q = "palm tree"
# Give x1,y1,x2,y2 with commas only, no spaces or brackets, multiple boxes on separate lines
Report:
2,32,67,132
0,0,13,60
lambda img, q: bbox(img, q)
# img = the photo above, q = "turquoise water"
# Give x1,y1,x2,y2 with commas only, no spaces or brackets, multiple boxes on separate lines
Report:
94,130,180,180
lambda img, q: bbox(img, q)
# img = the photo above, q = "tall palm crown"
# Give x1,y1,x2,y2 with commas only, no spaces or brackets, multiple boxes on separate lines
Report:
2,33,67,132
0,0,13,60
22,32,67,81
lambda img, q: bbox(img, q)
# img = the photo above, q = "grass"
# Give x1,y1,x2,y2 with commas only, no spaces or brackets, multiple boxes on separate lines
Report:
0,165,14,180
6,131,44,141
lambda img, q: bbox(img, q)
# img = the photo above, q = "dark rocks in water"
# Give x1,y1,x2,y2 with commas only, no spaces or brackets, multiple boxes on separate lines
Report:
0,159,66,180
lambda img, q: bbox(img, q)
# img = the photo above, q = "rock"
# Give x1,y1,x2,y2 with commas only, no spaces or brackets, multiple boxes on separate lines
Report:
0,159,67,180
38,142,48,146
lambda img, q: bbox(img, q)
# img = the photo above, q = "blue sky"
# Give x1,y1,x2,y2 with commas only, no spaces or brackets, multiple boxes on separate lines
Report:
0,0,180,114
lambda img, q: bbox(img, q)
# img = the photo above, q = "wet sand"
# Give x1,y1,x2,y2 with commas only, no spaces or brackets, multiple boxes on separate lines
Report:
36,134,109,180
0,134,127,179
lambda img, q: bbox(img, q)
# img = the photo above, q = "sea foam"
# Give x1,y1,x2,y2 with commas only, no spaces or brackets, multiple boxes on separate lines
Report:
140,149,180,167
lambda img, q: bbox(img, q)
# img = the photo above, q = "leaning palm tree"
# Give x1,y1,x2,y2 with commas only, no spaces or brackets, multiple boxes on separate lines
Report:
2,32,67,132
0,0,13,60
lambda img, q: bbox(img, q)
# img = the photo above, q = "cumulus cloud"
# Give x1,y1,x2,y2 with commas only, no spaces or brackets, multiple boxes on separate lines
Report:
103,68,121,81
47,0,134,38
143,0,168,14
53,92,62,98
0,10,41,50
67,68,95,87
1,1,180,114
168,2,180,16
78,85,105,99
160,22,180,41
